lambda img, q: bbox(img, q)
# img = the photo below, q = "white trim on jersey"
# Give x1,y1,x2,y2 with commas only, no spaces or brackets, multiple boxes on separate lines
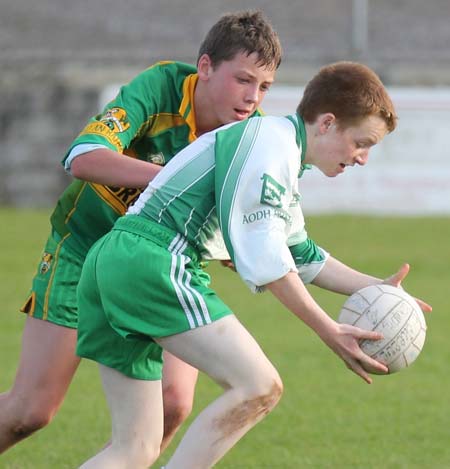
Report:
64,143,109,174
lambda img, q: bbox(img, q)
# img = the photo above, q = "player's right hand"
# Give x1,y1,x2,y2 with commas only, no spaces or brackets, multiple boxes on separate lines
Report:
325,323,388,384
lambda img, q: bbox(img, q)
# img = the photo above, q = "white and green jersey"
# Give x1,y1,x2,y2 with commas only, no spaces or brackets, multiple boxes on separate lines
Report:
128,114,328,291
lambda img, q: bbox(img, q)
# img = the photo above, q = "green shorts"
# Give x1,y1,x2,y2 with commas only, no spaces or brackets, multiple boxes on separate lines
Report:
21,231,84,329
76,215,232,380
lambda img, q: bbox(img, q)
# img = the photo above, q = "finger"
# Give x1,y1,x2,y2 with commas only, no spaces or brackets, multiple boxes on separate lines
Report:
414,297,433,313
359,355,389,375
345,358,373,384
389,263,410,287
351,328,384,342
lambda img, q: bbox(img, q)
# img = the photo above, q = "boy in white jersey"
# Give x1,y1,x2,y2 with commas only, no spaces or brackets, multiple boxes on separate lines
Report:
76,62,432,468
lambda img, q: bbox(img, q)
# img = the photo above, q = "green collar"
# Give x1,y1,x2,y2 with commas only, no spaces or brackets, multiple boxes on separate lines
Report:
286,113,311,178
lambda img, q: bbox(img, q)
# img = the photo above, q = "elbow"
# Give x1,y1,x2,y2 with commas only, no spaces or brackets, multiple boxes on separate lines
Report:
70,153,95,180
69,157,83,179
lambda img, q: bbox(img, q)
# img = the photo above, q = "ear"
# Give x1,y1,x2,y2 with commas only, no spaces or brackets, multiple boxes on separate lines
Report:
197,54,213,81
317,113,336,134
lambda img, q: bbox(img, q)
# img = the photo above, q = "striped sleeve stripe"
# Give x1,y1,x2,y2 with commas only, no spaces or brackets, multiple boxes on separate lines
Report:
218,119,262,259
157,160,215,222
194,205,216,242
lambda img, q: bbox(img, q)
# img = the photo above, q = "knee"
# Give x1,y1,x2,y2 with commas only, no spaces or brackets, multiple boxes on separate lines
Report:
128,443,160,469
256,372,284,413
216,374,283,438
245,367,284,413
107,444,160,469
163,384,194,432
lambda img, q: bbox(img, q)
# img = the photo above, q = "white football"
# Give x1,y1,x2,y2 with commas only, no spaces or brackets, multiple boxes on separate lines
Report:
338,284,427,374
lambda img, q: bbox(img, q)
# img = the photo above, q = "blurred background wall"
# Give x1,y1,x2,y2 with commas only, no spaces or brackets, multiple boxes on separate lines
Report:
1,0,450,211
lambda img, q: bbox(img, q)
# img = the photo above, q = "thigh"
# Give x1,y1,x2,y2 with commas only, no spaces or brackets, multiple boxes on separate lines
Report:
20,234,83,328
162,351,199,401
156,315,278,390
99,364,164,445
11,316,80,406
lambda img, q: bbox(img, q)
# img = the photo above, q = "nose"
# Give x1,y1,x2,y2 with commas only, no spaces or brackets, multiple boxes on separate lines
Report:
244,84,260,104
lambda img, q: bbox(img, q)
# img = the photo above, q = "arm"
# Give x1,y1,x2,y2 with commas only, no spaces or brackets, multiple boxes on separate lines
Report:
312,257,432,312
311,255,381,294
65,66,170,188
70,148,162,188
266,271,388,384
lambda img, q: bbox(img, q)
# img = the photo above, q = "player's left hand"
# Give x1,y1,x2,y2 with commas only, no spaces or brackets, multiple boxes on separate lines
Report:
382,263,432,313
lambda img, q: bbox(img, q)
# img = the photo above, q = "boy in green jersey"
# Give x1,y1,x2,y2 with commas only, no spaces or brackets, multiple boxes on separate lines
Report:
0,10,282,454
76,62,432,468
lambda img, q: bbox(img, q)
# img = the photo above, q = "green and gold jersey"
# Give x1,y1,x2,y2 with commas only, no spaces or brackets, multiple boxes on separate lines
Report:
51,61,262,258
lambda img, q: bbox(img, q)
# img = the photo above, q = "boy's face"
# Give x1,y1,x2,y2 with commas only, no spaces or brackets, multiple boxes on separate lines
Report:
196,51,276,132
309,114,388,177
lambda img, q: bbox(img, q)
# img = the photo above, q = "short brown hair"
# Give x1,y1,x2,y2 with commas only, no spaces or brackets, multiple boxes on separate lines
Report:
197,10,282,71
297,61,397,132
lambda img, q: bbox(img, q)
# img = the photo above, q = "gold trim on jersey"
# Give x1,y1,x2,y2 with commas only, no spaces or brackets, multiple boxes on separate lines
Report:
43,233,70,320
90,183,143,215
180,74,199,142
78,121,124,152
65,182,88,225
147,113,186,137
148,60,174,70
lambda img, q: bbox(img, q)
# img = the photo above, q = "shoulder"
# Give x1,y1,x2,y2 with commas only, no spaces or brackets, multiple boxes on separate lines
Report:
250,115,298,146
215,116,296,149
122,61,196,104
136,61,196,83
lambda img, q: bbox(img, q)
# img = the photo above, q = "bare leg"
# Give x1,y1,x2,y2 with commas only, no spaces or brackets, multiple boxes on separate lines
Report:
0,316,80,452
97,352,198,456
160,351,198,452
79,365,163,469
78,315,282,469
157,315,283,469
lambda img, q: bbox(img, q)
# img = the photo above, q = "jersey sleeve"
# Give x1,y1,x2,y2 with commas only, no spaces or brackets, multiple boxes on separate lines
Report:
61,65,163,165
284,191,330,284
289,238,329,284
215,117,300,292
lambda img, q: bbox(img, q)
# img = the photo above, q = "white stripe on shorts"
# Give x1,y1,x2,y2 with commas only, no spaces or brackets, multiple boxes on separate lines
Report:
180,265,212,325
168,234,211,328
170,254,196,329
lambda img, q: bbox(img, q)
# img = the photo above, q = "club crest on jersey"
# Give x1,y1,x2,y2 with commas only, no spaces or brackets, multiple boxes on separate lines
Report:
100,107,130,133
39,252,53,275
148,152,165,165
260,173,286,208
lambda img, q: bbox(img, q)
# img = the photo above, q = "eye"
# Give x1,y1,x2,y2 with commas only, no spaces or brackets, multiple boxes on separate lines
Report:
237,77,250,84
260,83,271,92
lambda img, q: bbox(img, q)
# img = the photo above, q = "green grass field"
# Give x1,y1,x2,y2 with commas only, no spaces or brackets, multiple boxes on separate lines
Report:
1,207,449,468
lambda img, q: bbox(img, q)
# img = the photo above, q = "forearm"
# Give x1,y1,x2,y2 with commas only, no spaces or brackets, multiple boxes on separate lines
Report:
266,271,337,340
311,256,381,295
70,148,162,188
266,270,389,382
